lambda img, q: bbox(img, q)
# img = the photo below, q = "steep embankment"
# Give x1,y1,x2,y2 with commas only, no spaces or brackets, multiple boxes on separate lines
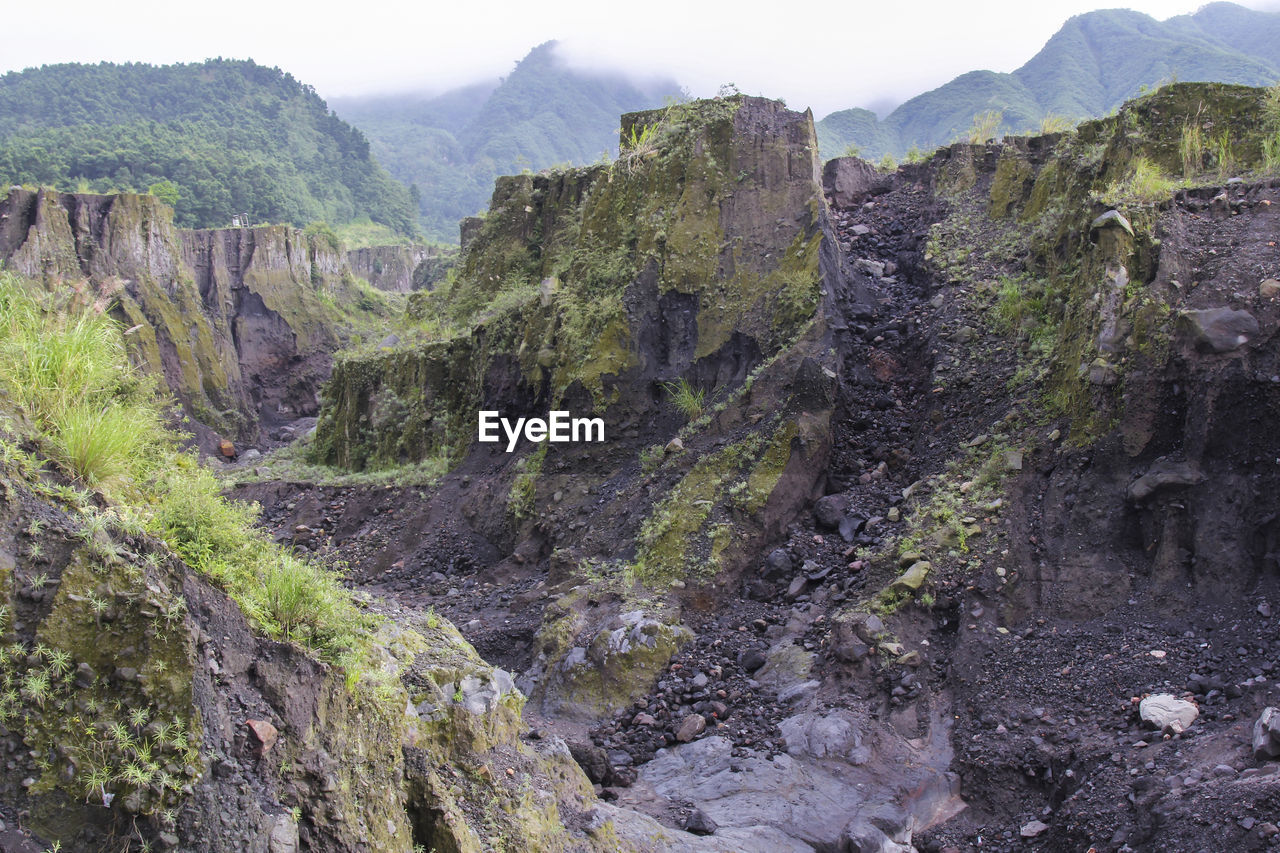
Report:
302,97,871,723
0,189,438,452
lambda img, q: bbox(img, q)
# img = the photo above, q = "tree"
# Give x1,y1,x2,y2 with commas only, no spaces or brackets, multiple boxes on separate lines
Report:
147,179,181,208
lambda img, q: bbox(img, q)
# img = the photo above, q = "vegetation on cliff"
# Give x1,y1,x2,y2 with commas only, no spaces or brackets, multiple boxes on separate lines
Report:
0,271,390,673
0,59,418,234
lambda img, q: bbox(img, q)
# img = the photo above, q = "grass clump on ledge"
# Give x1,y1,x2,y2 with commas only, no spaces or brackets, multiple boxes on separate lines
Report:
0,272,389,685
663,377,706,421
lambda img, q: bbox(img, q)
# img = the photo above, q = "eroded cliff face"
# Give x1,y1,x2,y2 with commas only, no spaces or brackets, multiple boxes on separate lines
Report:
242,83,1280,851
346,244,442,293
0,463,417,852
907,83,1280,619
308,96,873,718
0,189,369,450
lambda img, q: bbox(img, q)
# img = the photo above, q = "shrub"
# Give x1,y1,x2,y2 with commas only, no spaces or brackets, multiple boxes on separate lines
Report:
1180,120,1204,178
1039,114,1076,135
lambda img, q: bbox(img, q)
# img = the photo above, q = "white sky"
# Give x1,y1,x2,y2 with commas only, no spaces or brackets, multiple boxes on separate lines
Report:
4,0,1278,117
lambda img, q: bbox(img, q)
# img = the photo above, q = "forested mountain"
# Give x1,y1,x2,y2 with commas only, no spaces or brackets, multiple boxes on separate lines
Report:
332,42,680,241
0,59,418,234
816,1,1280,160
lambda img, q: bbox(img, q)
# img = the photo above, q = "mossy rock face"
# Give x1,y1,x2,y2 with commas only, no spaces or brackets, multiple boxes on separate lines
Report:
0,188,353,448
315,96,863,471
535,612,693,720
905,80,1280,621
0,472,417,851
311,99,862,722
313,98,858,579
394,616,617,852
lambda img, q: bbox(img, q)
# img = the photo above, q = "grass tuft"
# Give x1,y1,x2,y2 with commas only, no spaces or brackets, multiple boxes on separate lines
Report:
0,271,393,686
662,377,706,421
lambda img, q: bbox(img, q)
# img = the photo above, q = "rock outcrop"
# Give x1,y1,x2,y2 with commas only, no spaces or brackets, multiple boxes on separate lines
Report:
0,189,419,453
309,96,872,718
346,243,446,293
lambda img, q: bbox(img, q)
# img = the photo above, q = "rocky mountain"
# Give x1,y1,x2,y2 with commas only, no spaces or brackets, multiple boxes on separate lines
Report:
331,41,681,241
0,59,418,234
6,78,1280,851
817,1,1280,159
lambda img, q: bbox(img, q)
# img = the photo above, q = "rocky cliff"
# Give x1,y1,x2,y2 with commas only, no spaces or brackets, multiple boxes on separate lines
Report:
345,244,442,293
0,189,412,452
243,83,1280,851
307,95,875,718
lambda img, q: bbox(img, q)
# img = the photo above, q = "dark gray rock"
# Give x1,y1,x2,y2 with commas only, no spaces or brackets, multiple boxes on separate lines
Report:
1179,307,1259,353
838,515,865,543
1253,707,1280,759
813,495,848,530
567,740,613,784
685,808,718,836
764,548,793,576
1128,458,1205,501
822,158,892,208
738,648,767,672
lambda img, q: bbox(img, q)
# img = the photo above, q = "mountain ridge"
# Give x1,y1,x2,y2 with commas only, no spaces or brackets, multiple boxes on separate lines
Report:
816,1,1280,159
331,41,681,241
0,58,419,234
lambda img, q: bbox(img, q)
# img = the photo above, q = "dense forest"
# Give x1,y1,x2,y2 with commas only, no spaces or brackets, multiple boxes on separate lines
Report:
333,42,679,241
816,1,1280,159
0,59,418,234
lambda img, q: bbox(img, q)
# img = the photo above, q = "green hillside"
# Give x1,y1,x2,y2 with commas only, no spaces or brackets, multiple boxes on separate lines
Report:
816,2,1280,160
332,42,681,242
0,59,418,234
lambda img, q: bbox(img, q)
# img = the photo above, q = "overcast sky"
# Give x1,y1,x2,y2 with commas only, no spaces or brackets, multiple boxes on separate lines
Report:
5,0,1279,117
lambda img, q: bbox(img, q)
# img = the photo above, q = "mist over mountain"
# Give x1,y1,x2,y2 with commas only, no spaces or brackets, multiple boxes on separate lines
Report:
816,1,1280,159
332,42,682,242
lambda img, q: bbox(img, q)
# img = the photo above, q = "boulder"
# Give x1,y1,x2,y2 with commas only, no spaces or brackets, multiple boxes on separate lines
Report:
764,548,793,576
1253,707,1280,759
1139,694,1199,734
814,494,848,530
1127,458,1205,502
268,814,300,853
245,719,279,755
892,561,931,592
838,515,866,543
1178,307,1259,353
684,808,718,836
1090,209,1135,236
676,714,707,743
822,158,892,208
738,648,767,673
567,739,613,784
